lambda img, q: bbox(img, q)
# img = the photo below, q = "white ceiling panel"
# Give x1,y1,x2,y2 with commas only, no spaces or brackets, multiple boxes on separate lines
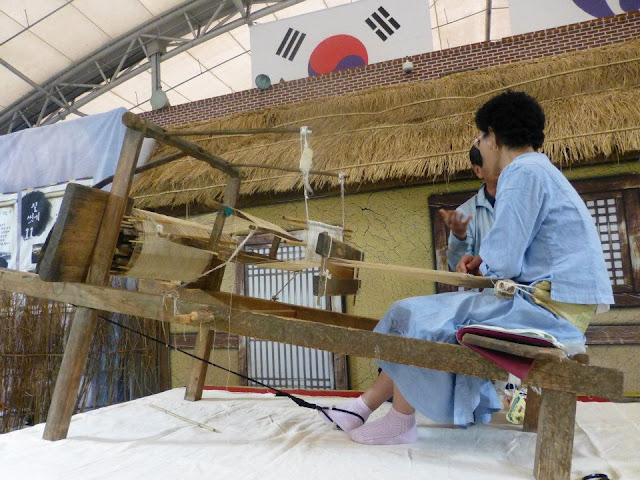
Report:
0,31,71,83
130,105,148,114
229,24,250,50
251,13,279,26
272,0,326,19
110,70,153,108
0,66,31,109
72,0,153,38
63,112,84,121
75,89,134,115
0,0,67,27
0,11,24,43
324,0,356,7
438,14,485,49
433,0,484,22
212,54,252,91
31,6,110,61
158,51,203,87
163,86,191,105
187,32,246,69
138,0,184,16
170,70,233,101
491,8,512,40
429,6,441,50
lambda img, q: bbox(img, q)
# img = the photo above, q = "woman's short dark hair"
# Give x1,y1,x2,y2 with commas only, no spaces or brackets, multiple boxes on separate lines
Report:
475,90,545,150
469,145,482,167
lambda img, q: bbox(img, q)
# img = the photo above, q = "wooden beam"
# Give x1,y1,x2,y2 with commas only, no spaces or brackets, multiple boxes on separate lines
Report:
316,231,363,261
42,127,145,441
138,280,171,392
313,276,361,296
623,188,640,293
0,270,623,399
0,271,376,331
205,290,379,331
586,324,640,345
185,330,216,401
522,358,621,399
522,388,541,433
93,151,187,189
121,112,240,178
268,237,281,259
534,389,577,480
208,177,241,256
37,184,110,282
184,177,241,401
170,332,239,349
158,325,171,392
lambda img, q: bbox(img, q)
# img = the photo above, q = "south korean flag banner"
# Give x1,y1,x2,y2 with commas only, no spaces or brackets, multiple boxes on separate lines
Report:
250,0,432,86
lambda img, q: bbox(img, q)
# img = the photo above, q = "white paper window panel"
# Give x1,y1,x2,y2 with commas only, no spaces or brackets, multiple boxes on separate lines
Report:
244,244,335,390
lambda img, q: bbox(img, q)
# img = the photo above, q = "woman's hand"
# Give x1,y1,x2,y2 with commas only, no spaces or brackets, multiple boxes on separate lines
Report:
456,255,484,276
439,209,472,240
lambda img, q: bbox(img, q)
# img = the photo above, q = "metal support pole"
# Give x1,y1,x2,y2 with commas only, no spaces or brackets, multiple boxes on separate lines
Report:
147,39,170,110
485,0,493,42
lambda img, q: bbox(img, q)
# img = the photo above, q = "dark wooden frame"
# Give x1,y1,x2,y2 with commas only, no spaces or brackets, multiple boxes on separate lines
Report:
429,174,640,306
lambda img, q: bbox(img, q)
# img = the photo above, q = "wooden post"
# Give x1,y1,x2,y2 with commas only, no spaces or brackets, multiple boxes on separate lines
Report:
157,321,172,392
137,280,172,391
522,388,541,432
184,176,241,401
207,177,242,261
42,128,144,441
533,388,577,480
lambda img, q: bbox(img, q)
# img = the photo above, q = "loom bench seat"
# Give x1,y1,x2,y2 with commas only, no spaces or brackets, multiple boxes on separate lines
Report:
460,332,622,480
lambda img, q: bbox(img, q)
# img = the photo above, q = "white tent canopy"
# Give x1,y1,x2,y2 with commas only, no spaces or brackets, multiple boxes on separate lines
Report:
0,0,510,134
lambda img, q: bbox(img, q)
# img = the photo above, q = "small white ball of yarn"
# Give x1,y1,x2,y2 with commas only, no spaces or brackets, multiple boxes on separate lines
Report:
494,279,517,299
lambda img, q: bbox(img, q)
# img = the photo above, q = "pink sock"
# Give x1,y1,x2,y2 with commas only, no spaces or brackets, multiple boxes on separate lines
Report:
319,396,372,432
349,407,418,445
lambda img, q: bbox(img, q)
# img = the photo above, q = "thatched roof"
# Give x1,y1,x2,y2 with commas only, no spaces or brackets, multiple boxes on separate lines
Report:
132,38,640,209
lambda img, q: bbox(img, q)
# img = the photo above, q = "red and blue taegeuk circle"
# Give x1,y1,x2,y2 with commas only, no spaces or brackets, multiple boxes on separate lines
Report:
308,34,368,77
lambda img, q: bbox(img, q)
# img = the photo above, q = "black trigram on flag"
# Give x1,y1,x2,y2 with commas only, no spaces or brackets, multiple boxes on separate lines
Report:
365,6,401,41
276,28,306,61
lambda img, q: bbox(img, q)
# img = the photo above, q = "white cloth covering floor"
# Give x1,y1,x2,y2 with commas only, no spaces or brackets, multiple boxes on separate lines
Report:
1,388,638,480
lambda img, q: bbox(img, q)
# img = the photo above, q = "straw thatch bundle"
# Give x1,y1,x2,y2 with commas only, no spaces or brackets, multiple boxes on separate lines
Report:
0,285,163,433
131,38,640,209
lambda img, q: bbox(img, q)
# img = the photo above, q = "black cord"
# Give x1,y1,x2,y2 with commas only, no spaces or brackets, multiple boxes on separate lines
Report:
97,314,364,425
581,475,611,480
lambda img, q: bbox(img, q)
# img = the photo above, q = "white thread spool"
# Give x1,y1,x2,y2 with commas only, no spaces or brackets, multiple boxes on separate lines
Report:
494,279,517,299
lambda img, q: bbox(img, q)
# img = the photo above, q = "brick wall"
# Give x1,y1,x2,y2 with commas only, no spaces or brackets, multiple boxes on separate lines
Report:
142,11,640,127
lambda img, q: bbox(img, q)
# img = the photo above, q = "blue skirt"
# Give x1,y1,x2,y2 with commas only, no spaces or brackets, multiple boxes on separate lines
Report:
375,289,585,427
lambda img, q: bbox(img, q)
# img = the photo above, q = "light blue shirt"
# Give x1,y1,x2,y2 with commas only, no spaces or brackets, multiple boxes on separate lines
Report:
479,152,614,305
447,185,495,270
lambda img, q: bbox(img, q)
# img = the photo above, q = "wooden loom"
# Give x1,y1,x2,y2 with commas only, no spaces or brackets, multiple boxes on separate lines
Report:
0,113,625,480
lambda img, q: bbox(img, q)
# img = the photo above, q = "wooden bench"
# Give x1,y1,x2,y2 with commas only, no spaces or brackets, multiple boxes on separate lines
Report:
461,333,620,480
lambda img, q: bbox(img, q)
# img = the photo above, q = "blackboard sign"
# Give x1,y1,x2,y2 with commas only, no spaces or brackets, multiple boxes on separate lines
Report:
21,191,51,240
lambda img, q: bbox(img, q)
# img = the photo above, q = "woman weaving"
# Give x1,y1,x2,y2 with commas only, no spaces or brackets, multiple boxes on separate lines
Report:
319,90,613,445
